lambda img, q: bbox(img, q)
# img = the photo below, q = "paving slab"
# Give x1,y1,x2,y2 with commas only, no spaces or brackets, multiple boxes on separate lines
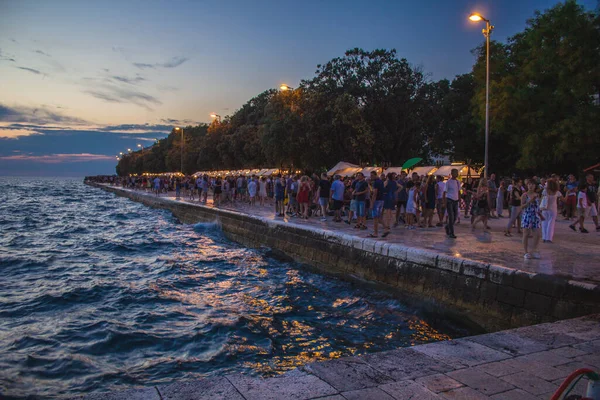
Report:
446,368,515,396
302,357,394,391
74,387,161,400
439,386,492,399
499,372,558,396
361,348,454,381
477,361,523,377
379,380,442,399
490,388,538,400
226,371,338,400
464,331,549,356
340,387,396,400
414,373,464,393
158,376,244,400
412,339,511,369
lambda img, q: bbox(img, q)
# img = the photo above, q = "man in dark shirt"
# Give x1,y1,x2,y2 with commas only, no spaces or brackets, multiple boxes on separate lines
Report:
318,173,331,221
353,173,369,229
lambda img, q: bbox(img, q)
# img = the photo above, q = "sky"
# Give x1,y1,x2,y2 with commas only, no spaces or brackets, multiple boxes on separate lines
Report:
0,0,597,176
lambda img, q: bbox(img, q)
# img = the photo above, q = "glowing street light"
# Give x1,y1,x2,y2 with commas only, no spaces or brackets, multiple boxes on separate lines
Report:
280,84,293,91
137,143,144,150
174,127,184,174
469,12,494,179
120,152,124,155
210,113,221,122
127,148,132,153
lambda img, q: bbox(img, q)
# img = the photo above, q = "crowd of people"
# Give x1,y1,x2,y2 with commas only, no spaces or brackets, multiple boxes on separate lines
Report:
86,169,599,259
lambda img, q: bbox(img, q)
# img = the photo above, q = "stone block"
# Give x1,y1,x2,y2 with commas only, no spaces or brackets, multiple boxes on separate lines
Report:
387,245,407,261
303,356,394,392
462,260,488,279
510,308,542,328
379,380,443,399
406,248,437,266
437,255,463,274
447,368,515,396
497,286,525,307
415,373,464,393
523,292,552,316
227,371,338,400
158,377,244,400
563,281,600,304
479,281,499,302
412,339,511,369
499,372,557,396
551,300,579,320
488,264,515,286
361,348,455,381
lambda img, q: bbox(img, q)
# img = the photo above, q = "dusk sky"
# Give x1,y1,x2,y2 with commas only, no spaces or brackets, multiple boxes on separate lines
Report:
1,0,596,176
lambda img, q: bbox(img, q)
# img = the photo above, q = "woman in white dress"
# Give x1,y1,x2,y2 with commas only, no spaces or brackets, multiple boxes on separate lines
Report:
259,177,268,206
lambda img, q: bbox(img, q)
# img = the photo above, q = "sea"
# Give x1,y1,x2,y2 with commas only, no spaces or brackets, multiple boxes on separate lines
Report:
0,177,469,399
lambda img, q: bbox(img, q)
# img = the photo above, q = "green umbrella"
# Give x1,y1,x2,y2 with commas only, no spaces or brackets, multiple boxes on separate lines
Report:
402,157,423,170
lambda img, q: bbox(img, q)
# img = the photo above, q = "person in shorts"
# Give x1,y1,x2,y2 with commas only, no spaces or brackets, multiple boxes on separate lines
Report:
330,175,345,222
435,175,446,226
353,173,369,229
395,171,408,226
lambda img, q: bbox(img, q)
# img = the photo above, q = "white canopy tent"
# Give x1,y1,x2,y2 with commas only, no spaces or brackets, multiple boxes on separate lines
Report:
434,165,479,178
410,166,438,176
384,167,404,175
327,161,360,176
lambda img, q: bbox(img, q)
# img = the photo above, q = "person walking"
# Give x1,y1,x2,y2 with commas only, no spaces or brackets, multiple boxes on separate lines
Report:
570,182,589,233
444,169,460,239
541,178,561,243
352,173,369,230
369,171,385,238
521,180,542,259
330,175,345,223
585,174,600,231
423,175,436,228
381,173,397,237
496,180,506,217
471,180,490,231
318,173,331,222
505,178,523,236
435,175,446,226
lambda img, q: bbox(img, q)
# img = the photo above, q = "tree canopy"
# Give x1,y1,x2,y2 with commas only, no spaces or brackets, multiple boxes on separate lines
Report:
118,1,599,177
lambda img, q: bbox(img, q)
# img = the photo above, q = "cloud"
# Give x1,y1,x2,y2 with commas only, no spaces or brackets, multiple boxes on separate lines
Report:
34,50,51,57
84,84,162,110
133,56,189,70
0,128,42,139
16,66,42,75
160,118,198,125
111,75,146,85
0,104,89,125
133,62,155,69
162,56,188,68
0,48,16,62
0,153,114,164
99,123,173,133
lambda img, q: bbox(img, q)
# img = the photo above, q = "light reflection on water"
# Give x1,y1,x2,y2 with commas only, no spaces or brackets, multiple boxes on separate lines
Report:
0,178,469,399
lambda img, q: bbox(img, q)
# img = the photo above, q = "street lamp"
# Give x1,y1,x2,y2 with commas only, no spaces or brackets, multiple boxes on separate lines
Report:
280,84,293,91
120,152,124,156
210,113,221,122
127,148,132,153
469,12,494,179
174,127,183,174
137,143,144,150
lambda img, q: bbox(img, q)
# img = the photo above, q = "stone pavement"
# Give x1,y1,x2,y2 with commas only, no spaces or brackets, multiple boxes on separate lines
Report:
75,314,600,399
163,191,600,285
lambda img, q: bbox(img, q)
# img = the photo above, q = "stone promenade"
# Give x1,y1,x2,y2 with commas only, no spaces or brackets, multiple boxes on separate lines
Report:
161,189,598,285
75,314,600,399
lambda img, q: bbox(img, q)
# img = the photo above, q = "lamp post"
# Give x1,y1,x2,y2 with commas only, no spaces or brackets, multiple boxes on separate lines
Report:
174,127,183,174
279,84,293,91
469,13,494,179
210,113,221,122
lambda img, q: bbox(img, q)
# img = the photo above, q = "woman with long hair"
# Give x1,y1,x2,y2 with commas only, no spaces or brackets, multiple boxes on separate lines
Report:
541,178,561,243
297,176,311,219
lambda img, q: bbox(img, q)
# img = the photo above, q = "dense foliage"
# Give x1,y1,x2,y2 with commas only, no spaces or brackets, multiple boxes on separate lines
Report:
118,1,600,177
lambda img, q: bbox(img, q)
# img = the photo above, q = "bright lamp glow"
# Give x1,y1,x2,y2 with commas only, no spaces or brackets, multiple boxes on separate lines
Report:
280,84,291,91
210,113,217,118
469,14,483,22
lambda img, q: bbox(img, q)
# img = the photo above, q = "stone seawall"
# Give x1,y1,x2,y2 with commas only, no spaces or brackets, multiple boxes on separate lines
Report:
90,182,600,332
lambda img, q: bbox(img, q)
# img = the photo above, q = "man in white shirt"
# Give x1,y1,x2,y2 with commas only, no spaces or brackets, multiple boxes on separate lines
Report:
444,169,460,239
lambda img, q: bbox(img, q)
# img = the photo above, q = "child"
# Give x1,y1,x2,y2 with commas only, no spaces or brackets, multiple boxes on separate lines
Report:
405,181,417,229
570,183,589,233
